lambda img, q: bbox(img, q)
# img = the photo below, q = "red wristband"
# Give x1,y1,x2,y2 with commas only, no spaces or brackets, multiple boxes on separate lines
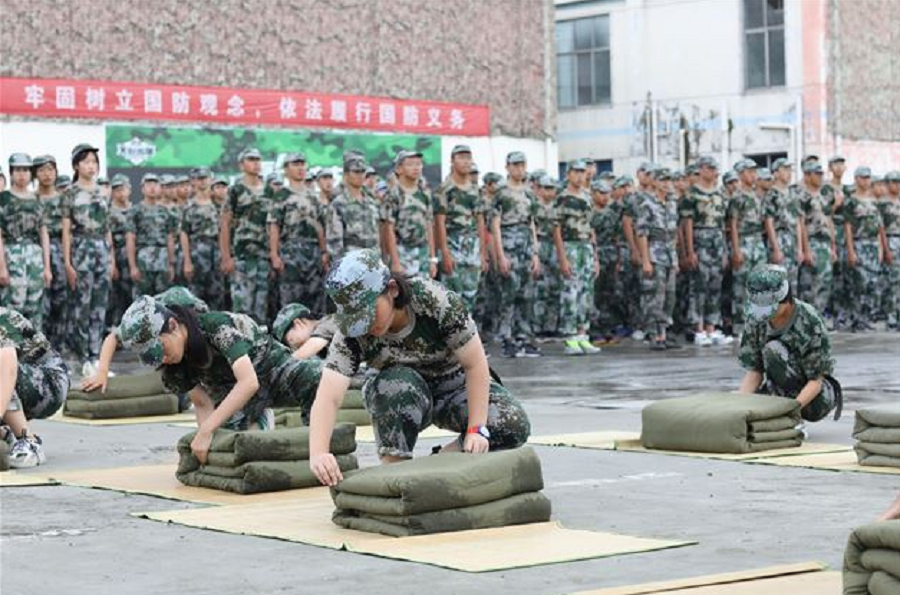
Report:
467,426,481,435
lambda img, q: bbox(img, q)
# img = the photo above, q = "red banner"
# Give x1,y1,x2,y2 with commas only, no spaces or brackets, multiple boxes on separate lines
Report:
0,77,490,136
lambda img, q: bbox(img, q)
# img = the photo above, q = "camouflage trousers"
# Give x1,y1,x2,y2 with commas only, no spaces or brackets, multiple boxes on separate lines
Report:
43,239,68,347
592,246,618,336
558,241,594,336
775,230,800,291
225,356,322,431
674,267,691,331
362,366,531,459
798,236,834,316
107,245,133,329
617,249,641,329
885,236,900,324
732,236,768,334
849,239,881,325
0,242,44,330
692,229,725,326
279,242,325,317
641,258,675,332
496,227,535,341
830,226,850,319
441,232,481,312
4,351,68,420
68,237,110,361
474,261,501,336
531,242,560,335
231,250,270,324
757,339,836,422
188,240,225,312
396,243,431,278
135,246,170,297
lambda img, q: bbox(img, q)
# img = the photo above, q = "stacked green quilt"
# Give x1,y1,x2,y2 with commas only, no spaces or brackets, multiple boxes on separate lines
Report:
844,520,900,595
273,389,372,428
65,372,178,419
641,392,803,454
0,440,9,471
331,447,551,537
177,423,358,494
854,405,900,468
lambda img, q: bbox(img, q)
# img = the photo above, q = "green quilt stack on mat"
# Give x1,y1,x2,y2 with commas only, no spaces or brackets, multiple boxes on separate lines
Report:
177,424,358,494
641,392,803,454
0,441,9,471
273,390,372,428
64,372,179,419
854,405,900,468
843,520,900,595
331,447,552,537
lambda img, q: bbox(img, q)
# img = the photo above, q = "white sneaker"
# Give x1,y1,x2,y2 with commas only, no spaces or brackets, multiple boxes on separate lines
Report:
631,330,645,341
794,421,808,440
9,433,46,468
564,340,585,356
709,330,734,345
694,332,712,347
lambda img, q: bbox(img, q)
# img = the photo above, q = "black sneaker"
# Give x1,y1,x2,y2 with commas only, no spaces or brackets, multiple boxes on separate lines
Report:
650,340,666,351
519,342,542,358
501,339,521,358
665,337,682,350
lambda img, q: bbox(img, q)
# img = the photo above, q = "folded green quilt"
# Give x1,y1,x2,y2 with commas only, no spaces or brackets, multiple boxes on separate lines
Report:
273,389,371,428
844,520,900,595
67,372,167,400
64,394,179,419
343,390,365,410
641,393,802,454
333,491,552,537
0,441,9,471
178,456,359,494
331,447,545,516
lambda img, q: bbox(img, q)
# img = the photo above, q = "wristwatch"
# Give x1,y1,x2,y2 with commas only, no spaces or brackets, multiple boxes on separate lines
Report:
467,425,491,440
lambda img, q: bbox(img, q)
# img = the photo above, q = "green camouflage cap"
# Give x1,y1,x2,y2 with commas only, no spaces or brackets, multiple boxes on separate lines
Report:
55,175,71,188
141,172,160,184
600,171,616,180
316,168,334,179
854,166,872,178
344,158,367,173
670,169,685,180
469,163,479,174
483,172,503,184
637,161,654,173
272,303,313,344
395,149,422,165
772,158,793,171
745,265,789,322
190,166,211,179
613,175,634,189
119,295,171,367
160,174,175,186
734,159,757,173
538,175,556,188
885,171,900,183
155,285,208,313
697,156,719,169
655,167,672,181
506,151,527,164
568,159,586,171
365,166,377,177
31,154,56,169
174,174,190,184
97,176,109,185
305,171,315,182
722,171,738,184
8,153,32,168
110,174,130,188
238,147,262,161
212,174,229,187
803,161,824,174
802,154,819,164
265,172,283,185
529,169,548,182
590,180,612,193
325,248,390,338
451,144,472,157
757,167,774,181
685,164,699,175
872,175,884,183
282,152,307,165
828,155,846,165
71,143,99,160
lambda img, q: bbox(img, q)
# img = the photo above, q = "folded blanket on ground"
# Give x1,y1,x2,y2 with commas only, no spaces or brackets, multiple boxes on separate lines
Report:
854,406,900,468
65,372,178,419
0,441,9,471
641,392,803,454
843,520,900,595
273,390,371,428
331,447,551,536
177,424,358,494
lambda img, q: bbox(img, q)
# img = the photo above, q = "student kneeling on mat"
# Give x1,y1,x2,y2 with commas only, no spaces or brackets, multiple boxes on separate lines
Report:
118,297,322,463
0,307,68,467
309,249,531,487
737,265,842,426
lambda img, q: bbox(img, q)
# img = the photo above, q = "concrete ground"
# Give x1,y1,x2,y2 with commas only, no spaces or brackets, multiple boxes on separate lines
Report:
2,332,899,594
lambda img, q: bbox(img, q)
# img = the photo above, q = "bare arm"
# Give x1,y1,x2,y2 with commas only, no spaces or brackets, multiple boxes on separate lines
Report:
293,337,329,360
180,231,193,276
40,226,52,284
739,370,763,394
622,216,639,263
189,385,215,428
382,221,402,272
455,334,491,453
795,378,824,408
309,368,352,486
80,333,121,392
765,217,781,262
219,210,233,268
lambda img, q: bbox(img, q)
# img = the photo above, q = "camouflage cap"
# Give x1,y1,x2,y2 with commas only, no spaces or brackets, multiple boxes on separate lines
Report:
451,144,472,157
155,285,209,313
395,149,423,165
613,175,634,189
212,175,229,187
802,154,819,164
469,163,480,174
325,249,390,338
483,172,503,185
670,169,685,180
55,175,71,188
317,168,334,179
734,159,758,173
365,166,377,177
506,151,527,164
110,174,130,188
119,295,172,367
697,156,719,169
656,167,672,181
591,180,612,193
685,164,699,175
175,174,190,184
8,152,32,168
828,155,846,165
190,166,211,179
344,158,367,173
772,158,793,171
71,143,99,160
160,174,175,186
538,175,557,188
885,171,900,183
854,166,872,178
238,147,262,161
265,172,283,185
872,175,884,184
637,161,654,173
343,150,366,162
31,154,56,169
282,152,307,165
97,176,109,185
141,172,160,184
803,161,824,175
745,265,790,322
722,171,738,184
568,159,587,171
757,167,773,181
600,171,616,180
272,303,313,345
529,169,548,182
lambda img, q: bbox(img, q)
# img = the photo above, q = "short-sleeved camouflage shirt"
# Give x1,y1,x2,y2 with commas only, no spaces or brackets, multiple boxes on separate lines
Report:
728,188,765,237
181,200,221,242
109,205,132,249
553,189,593,242
623,191,650,220
635,197,678,265
800,188,834,239
763,185,801,233
685,185,726,229
381,184,433,247
224,181,269,254
61,184,110,237
0,190,43,244
591,204,620,247
534,199,557,241
329,187,380,252
876,198,900,236
739,300,834,380
492,184,538,229
845,196,884,240
0,306,52,362
433,177,484,234
268,185,324,244
41,193,65,240
128,202,175,247
324,278,477,381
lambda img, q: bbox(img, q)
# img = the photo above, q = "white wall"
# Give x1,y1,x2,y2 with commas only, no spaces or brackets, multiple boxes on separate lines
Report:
0,121,107,177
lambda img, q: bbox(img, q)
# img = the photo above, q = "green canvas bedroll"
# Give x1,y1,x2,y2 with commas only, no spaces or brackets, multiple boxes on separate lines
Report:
176,424,358,494
67,372,167,399
64,394,179,419
0,441,9,471
844,520,900,595
641,393,803,454
273,389,371,428
854,406,900,468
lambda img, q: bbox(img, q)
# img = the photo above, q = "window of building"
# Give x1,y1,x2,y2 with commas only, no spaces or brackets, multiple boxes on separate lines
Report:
744,0,785,89
556,15,611,109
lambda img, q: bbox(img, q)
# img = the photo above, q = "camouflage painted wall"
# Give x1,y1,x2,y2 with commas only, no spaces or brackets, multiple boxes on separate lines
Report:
0,0,555,139
829,0,900,142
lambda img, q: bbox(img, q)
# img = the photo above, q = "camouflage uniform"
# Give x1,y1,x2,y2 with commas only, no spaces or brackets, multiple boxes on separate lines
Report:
591,202,620,337
324,274,530,458
728,187,768,334
636,196,678,333
328,187,380,258
181,199,224,311
168,203,186,286
532,198,561,334
225,182,270,323
381,184,434,277
62,184,111,362
798,188,835,314
41,192,68,345
268,185,326,315
684,185,727,326
0,190,45,329
107,203,133,328
845,196,884,326
492,184,538,342
622,191,649,330
823,184,850,321
0,306,68,419
128,202,174,297
433,178,485,311
554,189,595,335
120,298,321,430
763,185,802,288
877,196,900,325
